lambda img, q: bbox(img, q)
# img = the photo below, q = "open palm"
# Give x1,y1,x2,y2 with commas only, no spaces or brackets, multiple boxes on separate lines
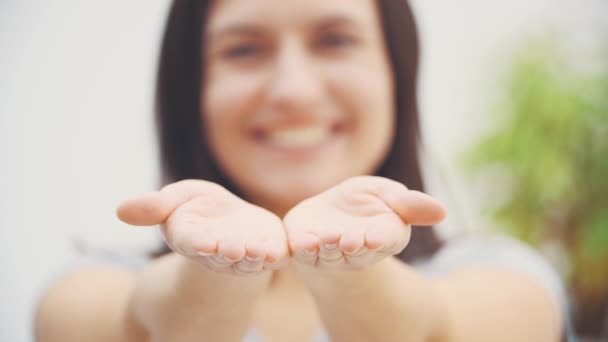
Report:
284,176,446,270
117,180,288,276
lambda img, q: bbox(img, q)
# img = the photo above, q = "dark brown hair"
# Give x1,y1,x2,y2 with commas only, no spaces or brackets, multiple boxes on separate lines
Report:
154,0,443,262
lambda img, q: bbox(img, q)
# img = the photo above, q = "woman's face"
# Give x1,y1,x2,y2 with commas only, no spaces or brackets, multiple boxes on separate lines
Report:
203,0,394,214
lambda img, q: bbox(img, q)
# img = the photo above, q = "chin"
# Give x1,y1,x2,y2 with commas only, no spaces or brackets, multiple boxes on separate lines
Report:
263,174,345,204
236,167,360,211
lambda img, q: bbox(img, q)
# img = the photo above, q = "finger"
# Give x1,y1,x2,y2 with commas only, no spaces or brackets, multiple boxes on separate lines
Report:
192,235,218,256
364,228,391,250
235,254,265,273
288,232,320,256
376,180,447,225
217,238,246,263
344,246,378,268
116,191,167,226
263,240,288,265
244,241,265,261
208,254,234,266
378,225,411,255
345,245,370,257
318,230,341,245
288,233,318,265
117,180,231,226
317,228,344,261
339,228,365,255
319,236,344,264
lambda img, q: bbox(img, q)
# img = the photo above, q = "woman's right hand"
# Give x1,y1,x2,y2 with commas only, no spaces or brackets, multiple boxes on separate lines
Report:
116,179,289,276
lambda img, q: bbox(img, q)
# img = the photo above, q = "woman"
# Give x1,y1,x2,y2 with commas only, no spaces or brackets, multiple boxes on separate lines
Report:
35,0,567,341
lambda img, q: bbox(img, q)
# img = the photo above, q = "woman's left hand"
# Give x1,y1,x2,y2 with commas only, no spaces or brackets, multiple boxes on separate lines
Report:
284,176,446,270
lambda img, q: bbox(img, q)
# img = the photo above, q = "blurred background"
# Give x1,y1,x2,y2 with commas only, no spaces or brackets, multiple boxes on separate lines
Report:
1,0,606,341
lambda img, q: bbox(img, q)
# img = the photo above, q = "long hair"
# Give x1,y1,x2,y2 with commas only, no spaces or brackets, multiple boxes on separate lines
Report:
154,0,443,262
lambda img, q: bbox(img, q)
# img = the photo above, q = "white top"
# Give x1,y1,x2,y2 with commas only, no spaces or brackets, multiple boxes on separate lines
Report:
414,235,568,317
49,234,573,341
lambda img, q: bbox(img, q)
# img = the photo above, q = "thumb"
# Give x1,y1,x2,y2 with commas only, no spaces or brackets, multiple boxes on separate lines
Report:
116,179,228,226
116,191,168,226
375,179,447,226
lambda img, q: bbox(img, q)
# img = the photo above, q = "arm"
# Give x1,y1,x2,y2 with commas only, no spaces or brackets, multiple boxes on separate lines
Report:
297,257,447,342
431,264,562,342
37,179,288,342
130,252,271,342
298,257,562,342
35,253,271,342
285,176,562,341
122,179,286,341
34,266,147,342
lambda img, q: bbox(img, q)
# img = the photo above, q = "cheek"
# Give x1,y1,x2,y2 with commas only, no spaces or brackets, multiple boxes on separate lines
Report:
204,73,259,124
326,60,395,160
203,72,263,151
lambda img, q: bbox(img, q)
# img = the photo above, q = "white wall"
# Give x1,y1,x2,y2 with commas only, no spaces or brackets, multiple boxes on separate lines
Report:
0,1,605,340
0,2,168,340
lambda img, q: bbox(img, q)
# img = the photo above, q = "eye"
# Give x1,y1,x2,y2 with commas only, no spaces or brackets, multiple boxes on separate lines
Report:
222,43,262,59
317,32,357,50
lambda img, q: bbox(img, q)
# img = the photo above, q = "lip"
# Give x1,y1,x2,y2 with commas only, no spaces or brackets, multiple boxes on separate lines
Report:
249,121,345,158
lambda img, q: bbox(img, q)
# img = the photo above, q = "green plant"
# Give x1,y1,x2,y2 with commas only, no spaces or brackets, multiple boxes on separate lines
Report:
464,39,608,338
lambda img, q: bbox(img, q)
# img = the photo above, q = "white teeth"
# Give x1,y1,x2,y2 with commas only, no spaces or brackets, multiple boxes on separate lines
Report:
267,126,330,148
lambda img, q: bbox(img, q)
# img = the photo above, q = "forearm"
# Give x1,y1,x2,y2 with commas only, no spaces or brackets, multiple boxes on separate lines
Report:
298,258,449,342
129,253,271,342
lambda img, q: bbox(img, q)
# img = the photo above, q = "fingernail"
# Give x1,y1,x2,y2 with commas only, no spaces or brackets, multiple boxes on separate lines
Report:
303,248,317,255
197,251,214,257
224,255,240,263
323,243,338,250
245,255,263,262
343,248,360,256
264,257,279,265
210,254,235,264
368,245,384,252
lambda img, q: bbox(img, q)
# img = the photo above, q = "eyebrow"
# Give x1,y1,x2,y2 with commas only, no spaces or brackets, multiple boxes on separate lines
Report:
207,14,361,43
207,24,267,43
315,15,360,31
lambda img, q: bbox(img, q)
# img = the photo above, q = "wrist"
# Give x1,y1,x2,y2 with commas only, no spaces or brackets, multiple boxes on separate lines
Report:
295,257,449,340
294,257,394,294
177,254,273,291
131,253,271,333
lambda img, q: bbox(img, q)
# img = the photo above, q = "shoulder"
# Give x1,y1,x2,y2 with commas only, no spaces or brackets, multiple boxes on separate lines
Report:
35,248,151,342
420,234,559,276
415,234,569,321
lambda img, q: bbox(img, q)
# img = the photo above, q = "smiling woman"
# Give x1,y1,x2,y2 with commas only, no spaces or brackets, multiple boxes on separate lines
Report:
34,1,568,342
155,0,441,261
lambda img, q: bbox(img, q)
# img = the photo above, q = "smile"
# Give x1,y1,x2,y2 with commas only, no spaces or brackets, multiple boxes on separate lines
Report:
267,126,331,148
251,122,345,154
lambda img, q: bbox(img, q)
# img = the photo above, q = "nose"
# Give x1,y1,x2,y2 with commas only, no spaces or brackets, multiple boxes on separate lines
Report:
265,37,324,114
